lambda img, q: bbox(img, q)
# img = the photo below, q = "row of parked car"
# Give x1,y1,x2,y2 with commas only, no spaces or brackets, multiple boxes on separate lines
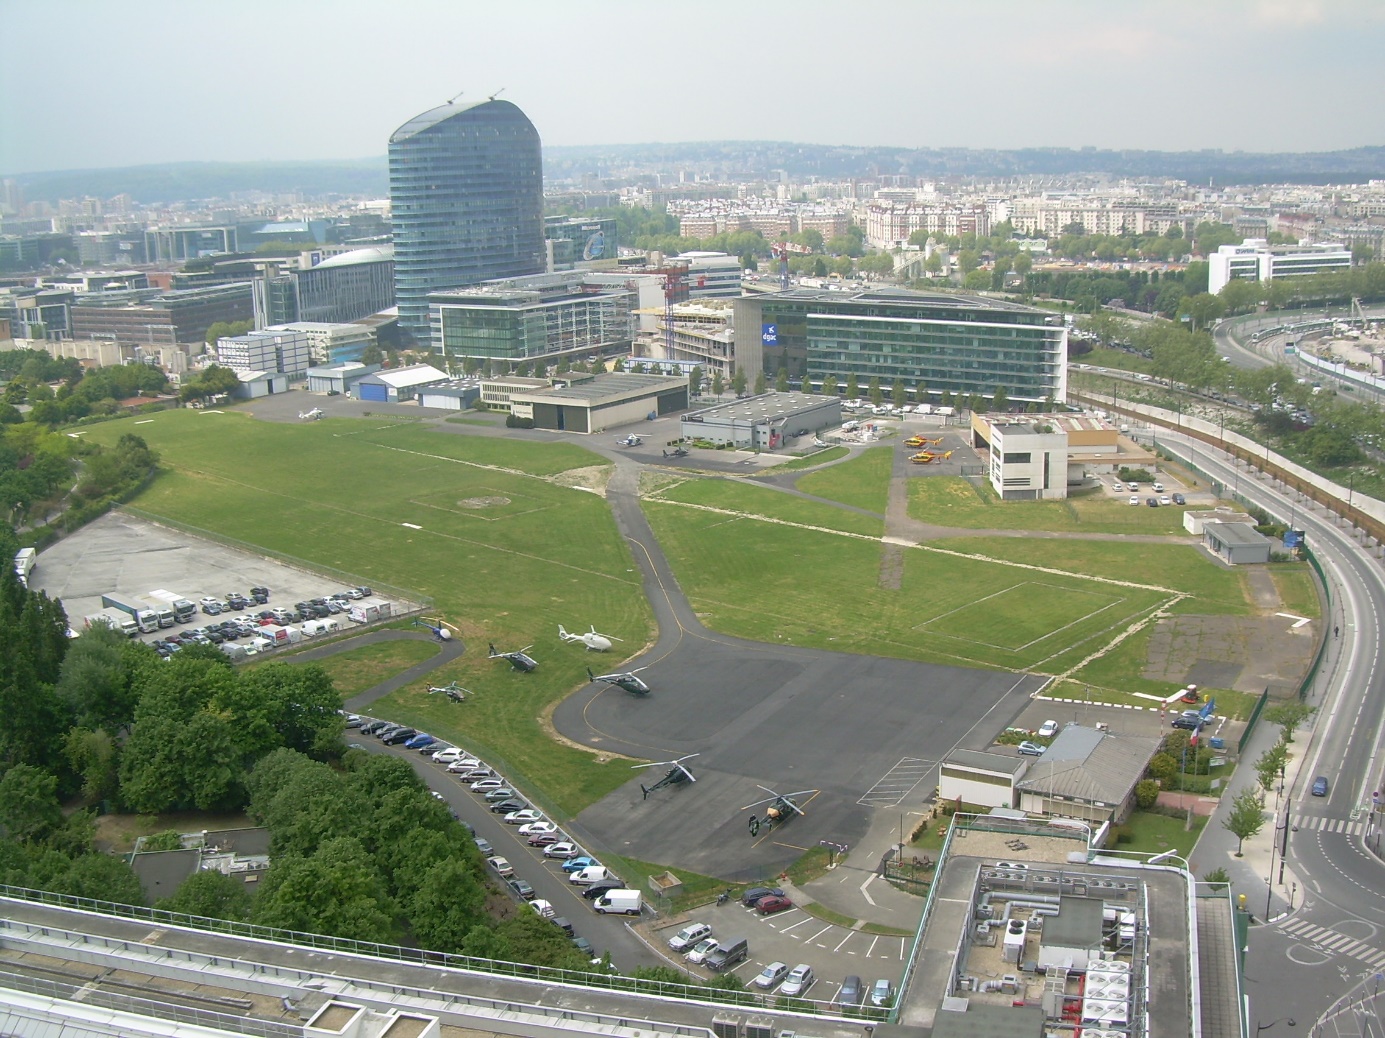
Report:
346,714,618,957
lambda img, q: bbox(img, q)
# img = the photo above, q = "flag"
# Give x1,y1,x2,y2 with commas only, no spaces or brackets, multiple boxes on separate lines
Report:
1188,728,1198,747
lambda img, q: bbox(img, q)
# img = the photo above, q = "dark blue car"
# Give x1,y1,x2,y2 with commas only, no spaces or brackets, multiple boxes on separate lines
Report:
404,733,435,750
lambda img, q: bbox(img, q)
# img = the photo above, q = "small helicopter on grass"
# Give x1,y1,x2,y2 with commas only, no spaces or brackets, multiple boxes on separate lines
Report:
588,666,650,695
742,784,819,837
488,643,538,672
632,754,699,799
427,681,469,703
559,624,620,652
413,616,461,642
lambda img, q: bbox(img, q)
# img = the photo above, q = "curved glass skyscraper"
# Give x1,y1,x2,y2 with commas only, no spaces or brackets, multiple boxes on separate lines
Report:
388,99,544,345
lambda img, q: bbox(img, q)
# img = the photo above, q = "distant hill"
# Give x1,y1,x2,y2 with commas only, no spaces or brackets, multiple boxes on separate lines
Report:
8,143,1384,203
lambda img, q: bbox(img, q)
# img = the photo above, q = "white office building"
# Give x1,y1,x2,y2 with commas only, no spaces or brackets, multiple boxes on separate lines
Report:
1208,239,1353,295
215,329,311,378
986,420,1069,501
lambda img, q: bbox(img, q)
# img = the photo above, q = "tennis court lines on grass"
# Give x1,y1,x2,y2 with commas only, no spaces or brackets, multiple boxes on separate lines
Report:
857,756,938,808
914,581,1128,652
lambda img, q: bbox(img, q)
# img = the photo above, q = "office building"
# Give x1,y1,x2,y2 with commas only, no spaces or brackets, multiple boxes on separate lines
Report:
252,246,395,327
634,299,735,379
430,271,635,366
215,329,311,379
544,215,617,271
388,99,545,344
1207,238,1354,295
269,322,375,364
144,225,238,262
734,288,1066,406
679,252,743,298
71,283,253,347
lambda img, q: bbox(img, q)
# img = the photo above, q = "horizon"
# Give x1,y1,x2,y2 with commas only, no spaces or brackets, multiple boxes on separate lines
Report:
2,0,1382,176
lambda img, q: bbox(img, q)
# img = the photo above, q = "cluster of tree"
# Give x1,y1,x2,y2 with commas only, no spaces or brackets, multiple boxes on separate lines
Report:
0,348,84,384
1216,261,1385,315
203,320,254,346
0,422,78,524
8,362,170,426
178,363,242,404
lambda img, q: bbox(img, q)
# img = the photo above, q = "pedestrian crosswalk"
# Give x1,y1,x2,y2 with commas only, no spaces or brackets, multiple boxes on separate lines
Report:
1278,918,1385,970
1291,814,1364,836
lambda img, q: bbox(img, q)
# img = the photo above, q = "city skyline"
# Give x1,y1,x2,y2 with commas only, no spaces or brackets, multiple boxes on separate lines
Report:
1,0,1383,177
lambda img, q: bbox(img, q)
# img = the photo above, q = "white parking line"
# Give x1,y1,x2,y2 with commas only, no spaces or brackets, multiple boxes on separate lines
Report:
805,926,832,945
865,936,879,958
833,931,854,952
780,917,813,933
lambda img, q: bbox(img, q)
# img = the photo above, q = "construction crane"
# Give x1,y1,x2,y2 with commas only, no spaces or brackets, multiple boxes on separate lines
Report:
771,241,813,291
652,265,692,358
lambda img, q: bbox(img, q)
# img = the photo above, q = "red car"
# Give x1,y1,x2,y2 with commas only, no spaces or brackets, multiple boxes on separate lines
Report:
528,832,561,847
755,895,794,914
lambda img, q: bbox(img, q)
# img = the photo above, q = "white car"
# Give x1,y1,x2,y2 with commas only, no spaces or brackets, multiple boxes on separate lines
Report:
1111,483,1124,493
780,964,815,997
486,856,513,877
544,842,579,859
446,758,482,773
1037,719,1059,738
517,820,558,837
504,809,544,825
1159,495,1172,506
1128,495,1140,506
1152,482,1165,493
753,961,790,990
529,898,556,919
668,922,712,952
470,779,504,793
432,747,462,763
685,938,719,965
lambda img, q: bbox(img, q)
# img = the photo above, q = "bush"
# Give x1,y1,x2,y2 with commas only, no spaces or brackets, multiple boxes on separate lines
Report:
1134,779,1160,809
504,414,535,429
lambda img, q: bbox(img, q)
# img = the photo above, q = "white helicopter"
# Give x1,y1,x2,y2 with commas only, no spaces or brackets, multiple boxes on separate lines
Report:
615,434,642,447
558,624,621,652
299,407,324,420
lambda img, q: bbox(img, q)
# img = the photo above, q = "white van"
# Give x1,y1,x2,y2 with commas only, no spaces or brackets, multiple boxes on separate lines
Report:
593,889,642,915
569,865,615,886
841,420,860,432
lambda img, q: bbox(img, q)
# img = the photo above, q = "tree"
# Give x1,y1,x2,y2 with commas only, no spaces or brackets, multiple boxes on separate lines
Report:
1134,779,1160,809
753,370,765,395
775,368,789,393
957,249,980,274
858,253,895,276
963,269,992,291
1263,701,1315,742
868,377,883,408
991,385,1008,413
892,378,906,407
1223,788,1266,856
0,764,64,843
55,625,137,733
688,365,703,397
924,251,943,275
1203,867,1231,885
64,727,121,804
407,857,489,951
1178,292,1225,332
711,370,724,396
845,373,858,400
158,869,252,921
361,344,383,367
822,375,838,398
252,836,397,942
731,368,747,396
1011,251,1032,276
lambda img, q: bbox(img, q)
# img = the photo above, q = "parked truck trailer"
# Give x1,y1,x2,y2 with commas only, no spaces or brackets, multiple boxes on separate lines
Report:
84,609,139,638
100,593,159,634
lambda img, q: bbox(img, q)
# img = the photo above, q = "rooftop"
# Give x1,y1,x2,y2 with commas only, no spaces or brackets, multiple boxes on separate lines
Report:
389,98,528,143
685,391,836,423
1015,725,1160,806
516,372,684,403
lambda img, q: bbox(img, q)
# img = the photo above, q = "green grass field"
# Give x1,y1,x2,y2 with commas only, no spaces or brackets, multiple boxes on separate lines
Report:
81,409,654,819
768,446,850,471
648,476,884,536
908,476,1194,534
795,446,893,512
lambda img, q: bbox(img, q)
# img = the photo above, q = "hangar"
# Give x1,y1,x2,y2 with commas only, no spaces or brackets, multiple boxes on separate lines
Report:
680,391,841,449
509,373,688,433
353,363,449,403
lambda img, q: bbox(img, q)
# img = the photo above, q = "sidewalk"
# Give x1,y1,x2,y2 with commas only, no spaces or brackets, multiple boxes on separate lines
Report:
1189,716,1306,924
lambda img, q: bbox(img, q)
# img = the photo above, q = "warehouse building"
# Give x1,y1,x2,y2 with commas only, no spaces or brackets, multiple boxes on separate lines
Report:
509,373,687,434
417,379,483,411
353,363,449,403
305,362,379,395
680,392,842,449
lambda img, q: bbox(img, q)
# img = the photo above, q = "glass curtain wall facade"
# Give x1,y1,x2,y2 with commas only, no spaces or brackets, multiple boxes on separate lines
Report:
742,290,1066,404
388,99,545,345
433,284,634,365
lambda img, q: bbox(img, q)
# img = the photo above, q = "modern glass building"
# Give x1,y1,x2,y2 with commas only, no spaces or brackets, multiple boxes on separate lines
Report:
388,99,545,345
252,246,395,327
733,288,1067,405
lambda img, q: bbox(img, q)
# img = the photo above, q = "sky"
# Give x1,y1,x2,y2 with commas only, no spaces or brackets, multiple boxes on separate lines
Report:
1,0,1383,175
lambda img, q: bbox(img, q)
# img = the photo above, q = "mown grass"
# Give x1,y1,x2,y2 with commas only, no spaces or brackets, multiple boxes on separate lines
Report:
908,476,1192,534
80,409,654,820
293,640,442,698
648,477,884,537
642,500,1170,672
768,446,850,471
1118,809,1206,858
1269,565,1322,618
795,445,893,513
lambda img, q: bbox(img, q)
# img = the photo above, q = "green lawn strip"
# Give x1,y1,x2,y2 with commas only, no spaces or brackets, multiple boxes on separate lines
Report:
1268,565,1322,617
1077,348,1157,375
767,446,850,471
643,501,1168,671
649,476,883,536
946,536,1253,616
270,640,441,697
797,902,857,928
795,445,893,512
907,476,1190,534
1115,809,1206,858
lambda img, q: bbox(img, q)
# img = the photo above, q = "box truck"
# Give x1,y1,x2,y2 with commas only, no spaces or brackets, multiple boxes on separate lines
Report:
348,599,392,625
14,547,37,586
101,593,159,634
148,590,198,624
85,609,139,638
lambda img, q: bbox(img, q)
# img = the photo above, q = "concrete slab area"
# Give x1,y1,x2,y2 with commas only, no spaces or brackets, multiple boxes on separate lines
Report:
557,633,1046,881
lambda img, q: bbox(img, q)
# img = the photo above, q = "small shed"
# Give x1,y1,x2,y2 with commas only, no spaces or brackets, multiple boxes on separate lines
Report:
1203,521,1271,565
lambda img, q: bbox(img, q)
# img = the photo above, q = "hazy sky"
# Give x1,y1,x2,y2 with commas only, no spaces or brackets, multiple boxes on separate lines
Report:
2,0,1382,175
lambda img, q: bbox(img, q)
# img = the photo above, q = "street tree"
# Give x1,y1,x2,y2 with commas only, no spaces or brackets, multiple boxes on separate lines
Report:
1263,701,1315,742
775,368,788,393
1223,789,1266,856
731,368,747,396
753,370,766,395
822,375,838,398
711,370,724,396
845,373,859,400
868,377,883,408
892,378,906,406
688,366,703,397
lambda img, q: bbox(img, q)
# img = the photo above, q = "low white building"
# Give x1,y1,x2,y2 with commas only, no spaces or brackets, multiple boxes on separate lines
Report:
1208,238,1353,295
986,420,1068,501
268,321,373,364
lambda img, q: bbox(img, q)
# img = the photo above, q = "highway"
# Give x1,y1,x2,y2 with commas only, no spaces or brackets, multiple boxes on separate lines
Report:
1137,423,1385,1031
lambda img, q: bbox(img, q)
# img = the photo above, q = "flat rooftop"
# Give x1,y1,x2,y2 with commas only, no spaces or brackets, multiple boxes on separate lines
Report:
685,391,835,422
519,373,684,403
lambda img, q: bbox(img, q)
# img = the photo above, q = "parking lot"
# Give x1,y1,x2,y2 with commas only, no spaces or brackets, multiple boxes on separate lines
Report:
32,511,418,655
